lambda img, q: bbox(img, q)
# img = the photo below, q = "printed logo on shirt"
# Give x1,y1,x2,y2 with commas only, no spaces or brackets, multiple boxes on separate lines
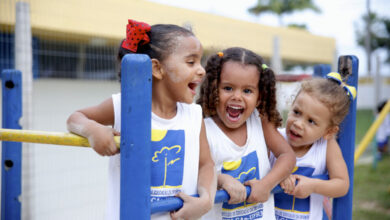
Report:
221,151,263,220
274,166,315,220
150,129,185,202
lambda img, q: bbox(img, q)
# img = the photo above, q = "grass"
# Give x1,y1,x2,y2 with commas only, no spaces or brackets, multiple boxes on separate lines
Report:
354,109,375,144
353,109,390,219
353,154,390,219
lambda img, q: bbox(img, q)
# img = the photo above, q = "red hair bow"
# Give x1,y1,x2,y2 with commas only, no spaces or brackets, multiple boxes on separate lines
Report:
121,19,151,52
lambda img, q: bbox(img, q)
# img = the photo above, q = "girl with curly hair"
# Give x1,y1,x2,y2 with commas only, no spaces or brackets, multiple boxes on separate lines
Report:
197,47,295,220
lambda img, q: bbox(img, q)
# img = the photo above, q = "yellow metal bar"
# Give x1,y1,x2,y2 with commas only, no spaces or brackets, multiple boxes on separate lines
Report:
354,99,390,164
0,128,120,148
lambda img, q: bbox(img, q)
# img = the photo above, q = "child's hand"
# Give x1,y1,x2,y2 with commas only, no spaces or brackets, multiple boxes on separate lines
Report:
219,174,247,204
280,175,296,195
291,175,314,199
170,192,211,220
244,179,272,203
86,123,120,156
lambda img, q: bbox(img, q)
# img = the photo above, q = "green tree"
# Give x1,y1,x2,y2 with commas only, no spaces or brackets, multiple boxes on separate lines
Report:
356,13,390,63
287,23,307,30
248,0,321,26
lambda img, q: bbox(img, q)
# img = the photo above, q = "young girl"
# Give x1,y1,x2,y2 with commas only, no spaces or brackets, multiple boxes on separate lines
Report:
197,47,296,219
375,100,390,159
271,73,352,220
67,19,216,220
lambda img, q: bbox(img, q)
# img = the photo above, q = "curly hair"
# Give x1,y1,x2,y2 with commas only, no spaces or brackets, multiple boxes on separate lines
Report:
197,47,282,127
298,77,351,128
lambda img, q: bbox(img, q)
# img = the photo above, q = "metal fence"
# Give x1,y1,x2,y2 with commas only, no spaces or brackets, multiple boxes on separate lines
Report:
0,0,118,80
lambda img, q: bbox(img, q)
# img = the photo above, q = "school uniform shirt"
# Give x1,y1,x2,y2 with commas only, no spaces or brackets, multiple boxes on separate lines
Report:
202,109,276,220
376,115,390,145
270,128,327,220
106,93,202,220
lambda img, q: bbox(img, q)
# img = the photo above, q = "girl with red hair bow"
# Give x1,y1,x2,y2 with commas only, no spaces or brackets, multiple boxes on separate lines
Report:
67,19,216,220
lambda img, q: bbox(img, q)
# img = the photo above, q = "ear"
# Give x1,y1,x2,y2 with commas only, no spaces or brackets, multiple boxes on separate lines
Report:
256,95,261,107
324,126,339,140
151,58,164,80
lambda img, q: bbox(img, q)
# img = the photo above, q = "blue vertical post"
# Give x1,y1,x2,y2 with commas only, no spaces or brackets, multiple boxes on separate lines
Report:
1,70,22,220
333,56,358,220
313,64,331,78
120,54,152,219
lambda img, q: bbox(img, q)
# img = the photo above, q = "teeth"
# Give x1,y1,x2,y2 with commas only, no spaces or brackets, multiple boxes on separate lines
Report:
229,106,243,110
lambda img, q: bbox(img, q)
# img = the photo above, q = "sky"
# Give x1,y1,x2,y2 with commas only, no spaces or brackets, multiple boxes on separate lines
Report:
148,0,390,76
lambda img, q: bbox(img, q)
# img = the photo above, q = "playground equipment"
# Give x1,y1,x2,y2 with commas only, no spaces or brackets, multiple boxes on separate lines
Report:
0,129,120,148
1,54,358,219
313,56,359,220
354,99,390,163
0,127,329,214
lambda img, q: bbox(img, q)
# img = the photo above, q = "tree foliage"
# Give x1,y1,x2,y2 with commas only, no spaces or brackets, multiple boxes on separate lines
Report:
356,12,390,63
248,0,321,26
247,0,322,70
287,23,307,30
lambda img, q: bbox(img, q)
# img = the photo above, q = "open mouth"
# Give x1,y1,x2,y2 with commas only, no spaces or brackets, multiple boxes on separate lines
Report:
289,129,302,139
226,105,244,122
188,82,198,94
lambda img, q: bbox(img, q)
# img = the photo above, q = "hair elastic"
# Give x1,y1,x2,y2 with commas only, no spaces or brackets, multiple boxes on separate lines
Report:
262,64,268,70
326,72,357,101
217,52,224,57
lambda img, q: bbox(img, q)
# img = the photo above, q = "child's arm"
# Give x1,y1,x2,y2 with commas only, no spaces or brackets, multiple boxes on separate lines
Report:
245,117,296,203
170,120,216,219
279,174,297,195
66,97,119,156
292,138,349,199
218,173,247,204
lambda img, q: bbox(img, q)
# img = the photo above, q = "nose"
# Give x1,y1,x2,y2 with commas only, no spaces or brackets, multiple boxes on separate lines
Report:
293,119,303,130
232,89,243,101
197,64,206,77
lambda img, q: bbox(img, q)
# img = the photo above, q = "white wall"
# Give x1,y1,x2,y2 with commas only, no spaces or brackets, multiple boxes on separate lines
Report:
1,79,119,220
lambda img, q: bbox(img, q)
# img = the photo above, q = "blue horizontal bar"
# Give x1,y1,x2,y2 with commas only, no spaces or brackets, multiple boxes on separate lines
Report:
151,174,329,214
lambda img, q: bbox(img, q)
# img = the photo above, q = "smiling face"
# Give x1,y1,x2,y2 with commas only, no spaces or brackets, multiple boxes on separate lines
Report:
160,35,205,104
214,61,260,130
286,91,334,149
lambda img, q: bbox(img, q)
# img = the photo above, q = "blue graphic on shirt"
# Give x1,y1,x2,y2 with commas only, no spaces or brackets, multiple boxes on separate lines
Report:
274,166,315,220
221,151,263,219
150,129,185,202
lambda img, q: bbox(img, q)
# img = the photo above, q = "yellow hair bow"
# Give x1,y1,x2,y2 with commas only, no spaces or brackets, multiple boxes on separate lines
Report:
326,72,357,101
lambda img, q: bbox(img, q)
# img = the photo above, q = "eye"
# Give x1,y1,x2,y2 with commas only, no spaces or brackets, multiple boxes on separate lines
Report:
243,88,252,94
293,109,300,115
223,86,232,91
308,118,316,125
187,61,195,65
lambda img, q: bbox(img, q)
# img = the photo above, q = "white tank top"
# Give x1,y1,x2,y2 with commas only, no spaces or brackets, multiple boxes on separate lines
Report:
107,93,202,220
202,109,276,220
270,128,327,220
376,115,390,143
